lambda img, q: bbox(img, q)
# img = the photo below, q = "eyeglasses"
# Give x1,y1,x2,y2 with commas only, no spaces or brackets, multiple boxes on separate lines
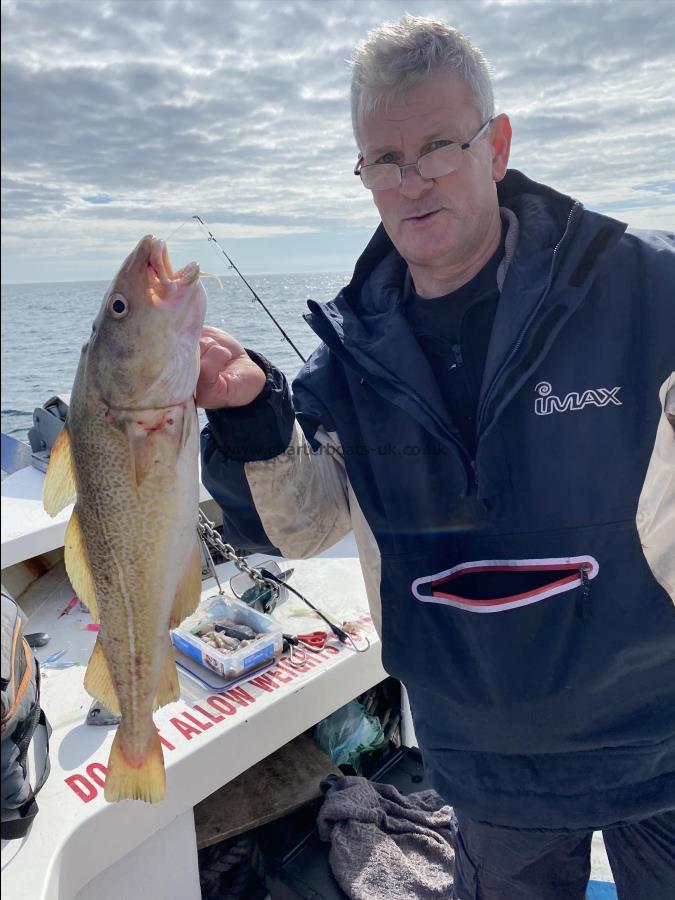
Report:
354,118,494,191
229,559,293,615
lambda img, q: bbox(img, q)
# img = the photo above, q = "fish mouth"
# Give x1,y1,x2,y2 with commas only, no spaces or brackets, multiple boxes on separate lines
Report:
146,238,200,306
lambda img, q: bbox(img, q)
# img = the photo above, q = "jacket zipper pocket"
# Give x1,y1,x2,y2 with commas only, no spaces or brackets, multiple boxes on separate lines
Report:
411,555,599,614
577,563,592,619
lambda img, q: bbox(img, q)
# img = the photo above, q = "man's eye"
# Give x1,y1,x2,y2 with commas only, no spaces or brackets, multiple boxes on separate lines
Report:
375,152,398,165
427,140,453,153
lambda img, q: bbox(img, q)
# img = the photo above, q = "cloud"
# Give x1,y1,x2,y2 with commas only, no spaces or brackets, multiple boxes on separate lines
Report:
1,0,674,282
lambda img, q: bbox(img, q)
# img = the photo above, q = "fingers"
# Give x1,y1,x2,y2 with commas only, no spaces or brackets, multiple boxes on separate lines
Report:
199,339,233,371
196,342,267,410
195,364,229,409
196,325,267,409
200,325,230,339
220,356,267,407
199,325,239,348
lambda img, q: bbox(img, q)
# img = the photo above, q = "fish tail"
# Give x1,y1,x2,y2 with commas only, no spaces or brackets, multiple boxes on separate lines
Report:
104,726,166,804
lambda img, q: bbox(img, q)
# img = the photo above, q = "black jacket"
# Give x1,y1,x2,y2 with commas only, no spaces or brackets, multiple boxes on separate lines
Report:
202,170,675,829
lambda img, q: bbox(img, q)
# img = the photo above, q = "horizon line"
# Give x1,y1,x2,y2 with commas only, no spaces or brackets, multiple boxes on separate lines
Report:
1,267,352,288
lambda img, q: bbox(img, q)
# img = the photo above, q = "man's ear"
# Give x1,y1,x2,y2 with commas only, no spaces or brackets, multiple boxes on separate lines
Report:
490,113,512,182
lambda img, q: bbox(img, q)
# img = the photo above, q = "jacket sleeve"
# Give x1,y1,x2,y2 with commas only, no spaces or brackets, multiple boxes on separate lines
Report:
637,375,675,604
200,350,352,557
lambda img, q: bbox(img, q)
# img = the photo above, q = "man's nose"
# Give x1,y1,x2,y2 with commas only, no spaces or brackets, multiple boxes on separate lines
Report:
399,165,433,200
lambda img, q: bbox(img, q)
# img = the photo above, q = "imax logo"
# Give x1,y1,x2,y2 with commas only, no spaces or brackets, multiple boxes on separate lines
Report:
534,381,622,416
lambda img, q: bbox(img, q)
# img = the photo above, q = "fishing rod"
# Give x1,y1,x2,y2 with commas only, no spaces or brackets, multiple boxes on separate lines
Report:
191,215,307,364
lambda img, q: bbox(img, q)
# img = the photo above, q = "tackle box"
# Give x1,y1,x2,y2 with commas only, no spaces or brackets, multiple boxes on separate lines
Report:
171,595,284,682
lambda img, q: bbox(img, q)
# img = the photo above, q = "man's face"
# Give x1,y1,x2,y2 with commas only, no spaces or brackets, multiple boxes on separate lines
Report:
358,71,510,271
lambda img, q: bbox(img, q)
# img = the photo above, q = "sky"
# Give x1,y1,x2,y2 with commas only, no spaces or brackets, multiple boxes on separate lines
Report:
1,0,674,284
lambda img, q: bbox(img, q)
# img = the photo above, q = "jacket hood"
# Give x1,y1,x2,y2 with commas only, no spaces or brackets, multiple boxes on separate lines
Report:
301,169,628,456
308,169,626,326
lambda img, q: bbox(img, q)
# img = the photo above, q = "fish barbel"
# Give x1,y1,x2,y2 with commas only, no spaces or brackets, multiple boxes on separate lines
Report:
43,235,207,802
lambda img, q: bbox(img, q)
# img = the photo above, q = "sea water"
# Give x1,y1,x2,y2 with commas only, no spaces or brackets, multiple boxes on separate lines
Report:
1,272,349,445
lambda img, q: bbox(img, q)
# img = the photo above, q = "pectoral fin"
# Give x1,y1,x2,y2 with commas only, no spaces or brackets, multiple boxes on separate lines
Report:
126,428,163,488
84,638,121,715
64,507,99,622
169,543,202,629
43,425,76,515
122,408,187,488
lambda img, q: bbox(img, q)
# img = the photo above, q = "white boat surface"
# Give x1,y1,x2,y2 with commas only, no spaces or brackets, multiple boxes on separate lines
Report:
1,453,616,899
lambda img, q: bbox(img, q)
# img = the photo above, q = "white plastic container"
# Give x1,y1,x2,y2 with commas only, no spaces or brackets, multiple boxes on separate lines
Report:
171,595,283,681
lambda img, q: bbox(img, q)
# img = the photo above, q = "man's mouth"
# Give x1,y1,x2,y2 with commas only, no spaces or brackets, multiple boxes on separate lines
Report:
404,209,441,223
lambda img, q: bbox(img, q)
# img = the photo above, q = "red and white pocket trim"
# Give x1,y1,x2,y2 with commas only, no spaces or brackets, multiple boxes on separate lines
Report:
411,555,600,614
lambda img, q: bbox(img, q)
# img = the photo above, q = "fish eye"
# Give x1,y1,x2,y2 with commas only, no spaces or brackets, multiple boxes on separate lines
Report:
107,293,129,318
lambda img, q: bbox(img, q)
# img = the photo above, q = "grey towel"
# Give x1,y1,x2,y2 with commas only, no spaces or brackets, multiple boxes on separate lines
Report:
317,775,455,900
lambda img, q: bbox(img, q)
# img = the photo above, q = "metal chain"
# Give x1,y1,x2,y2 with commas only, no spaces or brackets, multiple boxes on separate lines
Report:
197,510,280,598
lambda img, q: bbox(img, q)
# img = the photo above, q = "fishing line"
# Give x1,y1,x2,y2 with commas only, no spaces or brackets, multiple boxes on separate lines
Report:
163,217,194,244
192,215,307,364
163,215,306,362
260,568,371,653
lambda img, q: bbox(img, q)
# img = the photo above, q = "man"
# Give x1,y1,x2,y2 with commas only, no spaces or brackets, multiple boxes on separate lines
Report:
196,15,675,899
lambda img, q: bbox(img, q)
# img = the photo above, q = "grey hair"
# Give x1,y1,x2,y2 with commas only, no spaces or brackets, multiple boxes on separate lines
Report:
350,14,494,148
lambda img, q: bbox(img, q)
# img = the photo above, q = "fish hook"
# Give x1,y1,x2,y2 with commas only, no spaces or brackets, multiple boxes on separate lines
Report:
341,631,371,653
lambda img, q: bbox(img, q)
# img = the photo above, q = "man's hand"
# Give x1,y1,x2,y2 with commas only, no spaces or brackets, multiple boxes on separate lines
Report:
196,326,267,410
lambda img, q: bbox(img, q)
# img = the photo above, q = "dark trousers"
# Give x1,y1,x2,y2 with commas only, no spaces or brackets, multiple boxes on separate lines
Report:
451,809,675,900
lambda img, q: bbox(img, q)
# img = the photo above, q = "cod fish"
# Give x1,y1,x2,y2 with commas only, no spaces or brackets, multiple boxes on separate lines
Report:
43,235,207,803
